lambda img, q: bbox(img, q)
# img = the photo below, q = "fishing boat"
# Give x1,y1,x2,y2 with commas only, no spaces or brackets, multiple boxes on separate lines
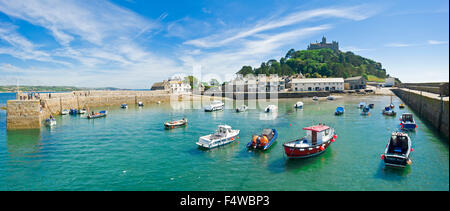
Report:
359,102,365,109
361,105,370,115
264,105,278,112
335,106,344,115
61,109,69,115
236,105,248,112
87,110,107,119
399,103,405,109
382,106,396,116
138,102,144,107
196,125,240,149
283,124,337,159
78,108,87,114
381,132,412,168
369,104,375,109
69,108,77,115
164,118,187,129
204,100,224,112
312,96,319,101
327,96,335,100
45,118,56,126
294,101,303,109
400,113,417,130
121,104,128,109
247,128,278,150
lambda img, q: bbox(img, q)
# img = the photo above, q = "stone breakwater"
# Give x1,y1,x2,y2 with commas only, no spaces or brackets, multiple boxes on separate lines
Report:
7,90,219,130
392,88,449,138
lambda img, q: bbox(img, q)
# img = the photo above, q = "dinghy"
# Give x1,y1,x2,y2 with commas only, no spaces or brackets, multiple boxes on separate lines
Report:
264,105,278,112
196,125,240,149
45,118,56,126
78,108,87,114
361,105,370,115
335,106,344,115
294,101,303,109
399,103,405,109
383,106,396,116
236,105,248,112
61,109,69,115
247,128,278,150
327,96,335,100
121,104,128,109
138,102,144,107
164,118,187,129
312,96,319,101
400,113,417,130
87,110,107,119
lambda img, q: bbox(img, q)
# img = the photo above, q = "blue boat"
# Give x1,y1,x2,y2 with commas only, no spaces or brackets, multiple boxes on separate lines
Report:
121,104,128,109
359,102,365,109
69,108,77,115
361,105,370,115
335,106,344,115
400,113,417,130
247,128,278,150
87,110,107,119
383,106,396,116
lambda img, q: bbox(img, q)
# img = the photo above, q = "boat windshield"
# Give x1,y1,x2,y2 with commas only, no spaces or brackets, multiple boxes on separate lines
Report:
388,135,409,155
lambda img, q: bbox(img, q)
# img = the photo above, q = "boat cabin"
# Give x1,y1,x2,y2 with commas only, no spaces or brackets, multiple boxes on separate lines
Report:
401,113,414,122
303,125,332,146
215,125,233,136
387,133,409,155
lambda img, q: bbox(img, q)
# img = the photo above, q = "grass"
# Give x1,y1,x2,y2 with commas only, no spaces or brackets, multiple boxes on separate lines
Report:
367,75,386,82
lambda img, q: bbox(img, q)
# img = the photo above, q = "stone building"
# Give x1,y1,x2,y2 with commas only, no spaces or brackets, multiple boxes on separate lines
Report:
289,78,344,92
150,76,191,93
344,76,367,90
307,36,339,51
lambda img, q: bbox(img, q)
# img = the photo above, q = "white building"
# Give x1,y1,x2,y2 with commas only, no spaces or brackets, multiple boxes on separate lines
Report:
384,77,396,87
289,78,344,92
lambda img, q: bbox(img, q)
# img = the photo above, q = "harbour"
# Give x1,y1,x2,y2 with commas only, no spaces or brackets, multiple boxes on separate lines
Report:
0,92,448,191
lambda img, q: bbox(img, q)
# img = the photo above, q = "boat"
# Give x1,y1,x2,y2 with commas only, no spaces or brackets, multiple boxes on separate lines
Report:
236,105,248,112
61,109,69,115
327,96,335,100
45,118,56,126
283,124,337,159
389,96,395,108
399,103,405,109
381,132,412,168
335,106,344,115
138,102,144,107
264,105,278,112
165,118,187,129
121,104,128,109
359,102,365,109
69,108,77,115
196,125,240,149
361,105,370,115
247,128,278,150
312,96,319,101
400,113,417,130
78,108,87,114
294,101,303,109
204,100,224,112
382,106,396,116
369,104,375,109
87,110,107,119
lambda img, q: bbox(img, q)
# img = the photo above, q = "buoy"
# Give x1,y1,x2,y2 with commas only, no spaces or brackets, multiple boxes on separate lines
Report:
237,136,239,139
319,146,325,151
171,126,173,129
231,137,234,141
411,148,413,152
381,154,385,160
333,135,337,139
331,139,335,142
407,159,412,165
289,124,292,126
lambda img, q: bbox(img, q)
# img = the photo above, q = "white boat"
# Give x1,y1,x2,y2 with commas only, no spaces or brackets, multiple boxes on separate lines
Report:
138,102,144,106
204,100,224,112
196,125,240,149
294,101,303,109
121,104,128,109
61,109,69,115
78,108,87,114
45,118,56,126
236,105,248,112
264,105,278,112
382,132,412,168
312,96,319,101
327,96,335,100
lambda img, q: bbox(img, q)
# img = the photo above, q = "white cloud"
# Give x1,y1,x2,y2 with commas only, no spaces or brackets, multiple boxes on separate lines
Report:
428,40,449,45
385,43,413,47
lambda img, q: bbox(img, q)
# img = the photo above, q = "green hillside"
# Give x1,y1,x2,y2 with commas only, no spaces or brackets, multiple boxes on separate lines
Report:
237,48,388,79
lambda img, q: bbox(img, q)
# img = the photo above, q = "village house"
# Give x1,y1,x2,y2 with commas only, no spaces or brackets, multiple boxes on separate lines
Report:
289,78,344,92
344,76,367,90
150,76,191,93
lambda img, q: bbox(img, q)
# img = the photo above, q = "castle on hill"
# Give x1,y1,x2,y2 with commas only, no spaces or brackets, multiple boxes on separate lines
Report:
307,36,339,51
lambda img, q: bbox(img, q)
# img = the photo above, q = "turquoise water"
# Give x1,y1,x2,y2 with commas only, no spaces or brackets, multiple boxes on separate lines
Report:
0,93,448,190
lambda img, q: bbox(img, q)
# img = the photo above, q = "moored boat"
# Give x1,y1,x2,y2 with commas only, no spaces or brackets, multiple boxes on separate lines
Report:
196,125,240,149
283,124,337,159
382,106,396,116
247,128,278,150
87,110,107,119
61,109,69,115
78,108,87,114
369,104,374,109
69,108,77,115
381,132,412,168
204,100,224,112
121,104,128,109
138,102,144,107
264,105,278,112
312,96,319,101
327,96,335,100
335,106,344,115
294,101,303,109
359,102,365,109
400,113,417,130
164,118,187,129
236,105,248,112
45,117,56,126
399,103,405,109
361,105,370,115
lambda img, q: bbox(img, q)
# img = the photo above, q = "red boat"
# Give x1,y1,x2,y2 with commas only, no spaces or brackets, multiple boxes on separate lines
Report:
283,124,337,158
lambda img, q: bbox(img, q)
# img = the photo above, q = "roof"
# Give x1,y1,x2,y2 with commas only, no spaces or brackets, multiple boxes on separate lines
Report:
303,125,330,132
291,78,344,83
344,76,365,81
151,82,166,87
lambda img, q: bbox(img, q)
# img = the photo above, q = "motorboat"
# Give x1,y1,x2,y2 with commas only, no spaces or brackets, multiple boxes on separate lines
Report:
61,109,69,115
69,108,77,115
138,102,144,107
312,96,319,101
327,96,335,100
283,124,337,159
335,106,344,115
359,102,365,109
204,100,224,112
369,104,375,109
164,118,187,129
381,132,412,168
87,110,107,119
400,113,417,130
196,125,240,149
45,118,56,126
264,105,278,113
247,128,278,150
236,105,248,112
382,106,396,116
399,103,405,109
78,108,87,114
361,105,370,115
294,101,303,109
121,104,128,109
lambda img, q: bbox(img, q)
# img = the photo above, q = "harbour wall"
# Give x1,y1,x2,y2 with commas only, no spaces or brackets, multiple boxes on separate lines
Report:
6,100,42,130
392,88,449,138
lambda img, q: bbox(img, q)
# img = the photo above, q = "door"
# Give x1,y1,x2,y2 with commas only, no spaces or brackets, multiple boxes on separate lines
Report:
312,131,317,145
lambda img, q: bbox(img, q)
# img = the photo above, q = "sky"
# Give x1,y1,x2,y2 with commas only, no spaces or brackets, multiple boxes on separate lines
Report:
0,0,448,89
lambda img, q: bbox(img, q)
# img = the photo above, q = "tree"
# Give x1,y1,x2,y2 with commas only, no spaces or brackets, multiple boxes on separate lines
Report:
237,66,254,76
209,78,220,86
183,76,198,89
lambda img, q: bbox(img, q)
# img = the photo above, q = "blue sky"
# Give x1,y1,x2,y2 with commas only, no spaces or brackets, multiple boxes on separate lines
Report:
0,0,448,88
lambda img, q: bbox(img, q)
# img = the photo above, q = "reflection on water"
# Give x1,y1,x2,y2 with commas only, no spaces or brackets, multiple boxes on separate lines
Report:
6,129,41,157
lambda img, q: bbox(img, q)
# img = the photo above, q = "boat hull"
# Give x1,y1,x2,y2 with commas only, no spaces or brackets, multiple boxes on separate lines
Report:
401,122,416,130
196,135,239,149
247,129,278,151
384,155,410,168
283,139,332,159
